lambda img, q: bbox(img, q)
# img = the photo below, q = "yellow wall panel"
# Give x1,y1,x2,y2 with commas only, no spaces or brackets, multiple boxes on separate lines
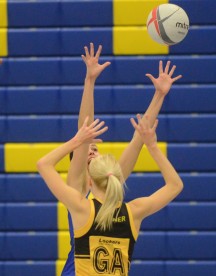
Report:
0,0,8,27
97,142,167,172
58,231,70,259
5,142,167,172
0,28,8,56
113,0,168,26
58,202,69,230
5,143,70,172
113,26,168,55
56,260,65,276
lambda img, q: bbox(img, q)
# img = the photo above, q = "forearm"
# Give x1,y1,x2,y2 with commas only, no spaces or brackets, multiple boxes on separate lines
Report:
78,77,95,129
119,90,165,176
144,91,165,126
147,144,183,189
119,138,143,180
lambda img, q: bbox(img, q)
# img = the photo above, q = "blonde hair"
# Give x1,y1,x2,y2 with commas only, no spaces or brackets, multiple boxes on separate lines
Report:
88,154,125,231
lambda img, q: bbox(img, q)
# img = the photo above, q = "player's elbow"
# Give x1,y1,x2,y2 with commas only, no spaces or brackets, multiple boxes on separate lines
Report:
36,158,47,173
173,178,184,195
167,178,184,197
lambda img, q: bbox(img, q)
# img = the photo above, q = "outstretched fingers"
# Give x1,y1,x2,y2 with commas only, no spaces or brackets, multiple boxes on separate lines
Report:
84,45,90,58
90,42,94,57
94,125,108,137
152,118,159,131
159,60,163,75
89,118,108,137
168,64,176,77
164,61,171,74
95,44,102,59
172,74,183,83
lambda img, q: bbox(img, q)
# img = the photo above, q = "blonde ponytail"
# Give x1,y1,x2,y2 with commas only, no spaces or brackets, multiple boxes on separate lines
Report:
89,154,125,231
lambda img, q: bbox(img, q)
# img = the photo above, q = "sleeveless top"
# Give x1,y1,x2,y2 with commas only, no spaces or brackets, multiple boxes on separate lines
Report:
74,198,138,276
61,191,94,276
61,211,75,275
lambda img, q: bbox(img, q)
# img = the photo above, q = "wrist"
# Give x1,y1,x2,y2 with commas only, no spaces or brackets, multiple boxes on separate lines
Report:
145,143,158,151
70,136,81,149
85,75,96,84
155,90,166,98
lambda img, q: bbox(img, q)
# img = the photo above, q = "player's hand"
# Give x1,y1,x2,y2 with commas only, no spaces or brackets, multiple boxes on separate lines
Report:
81,43,111,81
146,60,182,96
130,114,158,148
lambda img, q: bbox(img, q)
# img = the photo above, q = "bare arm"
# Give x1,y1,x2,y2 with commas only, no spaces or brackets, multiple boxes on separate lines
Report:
130,114,183,220
67,43,111,194
119,60,182,180
37,118,108,209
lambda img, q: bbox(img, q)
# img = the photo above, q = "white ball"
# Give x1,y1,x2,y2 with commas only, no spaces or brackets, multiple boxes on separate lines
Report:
146,3,189,46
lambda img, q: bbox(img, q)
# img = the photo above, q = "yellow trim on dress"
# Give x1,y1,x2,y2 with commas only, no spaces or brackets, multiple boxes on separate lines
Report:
125,203,138,241
74,199,95,238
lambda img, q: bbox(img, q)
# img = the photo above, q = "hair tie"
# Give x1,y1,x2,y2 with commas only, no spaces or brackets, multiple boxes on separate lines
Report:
107,172,113,177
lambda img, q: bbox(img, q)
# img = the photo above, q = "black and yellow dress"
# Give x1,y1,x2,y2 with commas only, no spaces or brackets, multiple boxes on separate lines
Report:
74,198,138,276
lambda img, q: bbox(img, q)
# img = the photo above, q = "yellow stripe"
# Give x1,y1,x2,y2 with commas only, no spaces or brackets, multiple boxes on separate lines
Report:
58,202,69,230
5,142,167,172
113,26,168,55
0,28,8,56
55,260,65,276
126,203,138,241
4,143,70,172
113,0,168,26
74,199,95,238
0,0,8,27
58,190,94,231
0,0,8,56
58,231,70,259
97,143,167,172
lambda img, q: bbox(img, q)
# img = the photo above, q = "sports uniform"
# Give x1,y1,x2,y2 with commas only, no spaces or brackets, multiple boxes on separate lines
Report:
61,212,75,275
61,192,94,275
74,198,138,276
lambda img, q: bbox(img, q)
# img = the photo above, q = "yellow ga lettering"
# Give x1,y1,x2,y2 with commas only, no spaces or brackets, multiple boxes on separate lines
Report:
93,246,125,275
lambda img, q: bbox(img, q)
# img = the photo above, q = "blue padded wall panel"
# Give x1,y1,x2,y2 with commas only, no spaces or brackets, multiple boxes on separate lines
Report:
1,203,215,231
1,115,216,143
0,57,216,85
170,27,216,54
130,261,164,276
162,114,216,142
1,173,215,203
0,174,55,202
1,261,215,276
8,0,112,27
0,232,57,260
141,203,216,231
7,27,216,56
1,232,216,260
134,232,216,259
0,203,57,231
0,145,4,172
168,144,216,172
7,0,216,27
1,85,216,115
8,28,112,56
165,261,216,276
172,0,216,24
130,261,216,276
0,261,55,276
125,173,216,202
0,115,72,143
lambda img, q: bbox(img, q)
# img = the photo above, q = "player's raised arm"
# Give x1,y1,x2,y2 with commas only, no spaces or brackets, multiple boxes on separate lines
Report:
37,117,108,209
67,43,111,194
129,114,183,221
119,60,182,180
